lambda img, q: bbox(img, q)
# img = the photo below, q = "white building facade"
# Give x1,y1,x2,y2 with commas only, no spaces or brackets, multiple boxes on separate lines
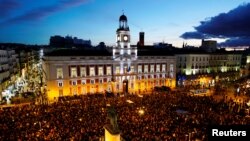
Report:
43,14,176,101
176,53,242,87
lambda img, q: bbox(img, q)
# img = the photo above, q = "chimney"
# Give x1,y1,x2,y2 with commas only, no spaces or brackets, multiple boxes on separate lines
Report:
139,32,144,46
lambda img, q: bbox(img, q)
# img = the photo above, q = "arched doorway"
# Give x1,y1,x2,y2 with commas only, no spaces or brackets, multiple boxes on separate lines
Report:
123,79,128,93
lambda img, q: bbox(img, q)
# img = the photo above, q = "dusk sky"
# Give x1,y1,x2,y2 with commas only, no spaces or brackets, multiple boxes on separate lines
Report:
0,0,250,47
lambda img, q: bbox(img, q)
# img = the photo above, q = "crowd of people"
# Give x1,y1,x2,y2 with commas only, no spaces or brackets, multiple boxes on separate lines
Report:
0,91,249,141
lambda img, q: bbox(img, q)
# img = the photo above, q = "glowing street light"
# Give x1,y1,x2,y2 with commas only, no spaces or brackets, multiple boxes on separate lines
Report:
138,109,144,115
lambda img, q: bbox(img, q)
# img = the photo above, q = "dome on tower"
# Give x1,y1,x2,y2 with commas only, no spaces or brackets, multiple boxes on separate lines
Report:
119,14,127,21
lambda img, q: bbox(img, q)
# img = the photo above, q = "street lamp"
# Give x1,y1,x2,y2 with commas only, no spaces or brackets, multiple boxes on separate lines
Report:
138,108,144,115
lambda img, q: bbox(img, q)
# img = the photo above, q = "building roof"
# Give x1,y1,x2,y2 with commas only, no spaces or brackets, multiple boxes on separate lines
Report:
119,14,127,21
138,48,175,56
45,48,112,56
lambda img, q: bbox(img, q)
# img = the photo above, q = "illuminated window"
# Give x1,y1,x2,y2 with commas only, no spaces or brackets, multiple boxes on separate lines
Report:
156,64,160,72
72,80,77,86
144,65,148,73
107,78,111,82
58,81,63,87
90,67,95,76
150,65,154,73
170,64,174,78
115,66,120,74
107,66,111,75
71,67,77,78
98,67,103,76
157,74,160,78
138,65,142,73
81,79,86,85
90,79,95,84
116,77,120,81
138,76,141,80
162,64,166,72
130,66,134,73
124,66,128,73
80,67,86,77
56,68,63,79
151,74,154,79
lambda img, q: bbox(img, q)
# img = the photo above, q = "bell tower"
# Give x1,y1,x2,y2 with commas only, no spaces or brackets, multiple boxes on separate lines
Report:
112,13,137,94
113,13,137,60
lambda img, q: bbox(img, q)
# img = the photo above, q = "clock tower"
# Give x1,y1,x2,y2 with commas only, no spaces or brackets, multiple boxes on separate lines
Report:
113,13,137,61
112,13,137,93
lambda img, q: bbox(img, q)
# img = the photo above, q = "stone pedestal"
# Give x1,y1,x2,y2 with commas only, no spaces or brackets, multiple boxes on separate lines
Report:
104,124,120,141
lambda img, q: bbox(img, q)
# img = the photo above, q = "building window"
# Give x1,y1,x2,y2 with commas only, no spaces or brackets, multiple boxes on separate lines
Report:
82,79,86,85
57,68,63,79
144,65,148,73
90,67,95,76
138,65,142,73
162,74,165,78
116,77,120,81
170,64,174,78
144,75,148,79
107,66,111,75
115,66,120,74
151,75,154,79
156,74,160,79
124,66,128,73
130,66,134,73
72,80,77,86
156,64,160,72
71,67,77,78
98,67,103,76
162,64,166,72
150,65,154,73
107,78,111,82
58,81,63,87
90,79,95,84
138,76,141,80
99,79,103,84
80,67,86,77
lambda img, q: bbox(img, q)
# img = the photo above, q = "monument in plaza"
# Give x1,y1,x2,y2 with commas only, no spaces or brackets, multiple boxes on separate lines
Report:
104,106,121,141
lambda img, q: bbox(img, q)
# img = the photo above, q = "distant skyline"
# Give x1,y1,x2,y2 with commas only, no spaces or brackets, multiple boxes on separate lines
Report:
0,0,249,47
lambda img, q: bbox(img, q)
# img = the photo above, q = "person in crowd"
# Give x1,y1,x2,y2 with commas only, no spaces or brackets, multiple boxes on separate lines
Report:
0,92,249,140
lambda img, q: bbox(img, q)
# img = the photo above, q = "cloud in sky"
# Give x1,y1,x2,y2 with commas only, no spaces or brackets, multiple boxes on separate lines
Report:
180,31,211,39
219,37,250,47
0,0,21,17
0,0,90,25
180,3,250,47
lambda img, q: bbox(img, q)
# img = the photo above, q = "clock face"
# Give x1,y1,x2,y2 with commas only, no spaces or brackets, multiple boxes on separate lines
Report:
123,35,128,41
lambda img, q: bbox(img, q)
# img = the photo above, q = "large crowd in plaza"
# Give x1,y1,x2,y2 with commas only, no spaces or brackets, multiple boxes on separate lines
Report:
0,91,249,141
